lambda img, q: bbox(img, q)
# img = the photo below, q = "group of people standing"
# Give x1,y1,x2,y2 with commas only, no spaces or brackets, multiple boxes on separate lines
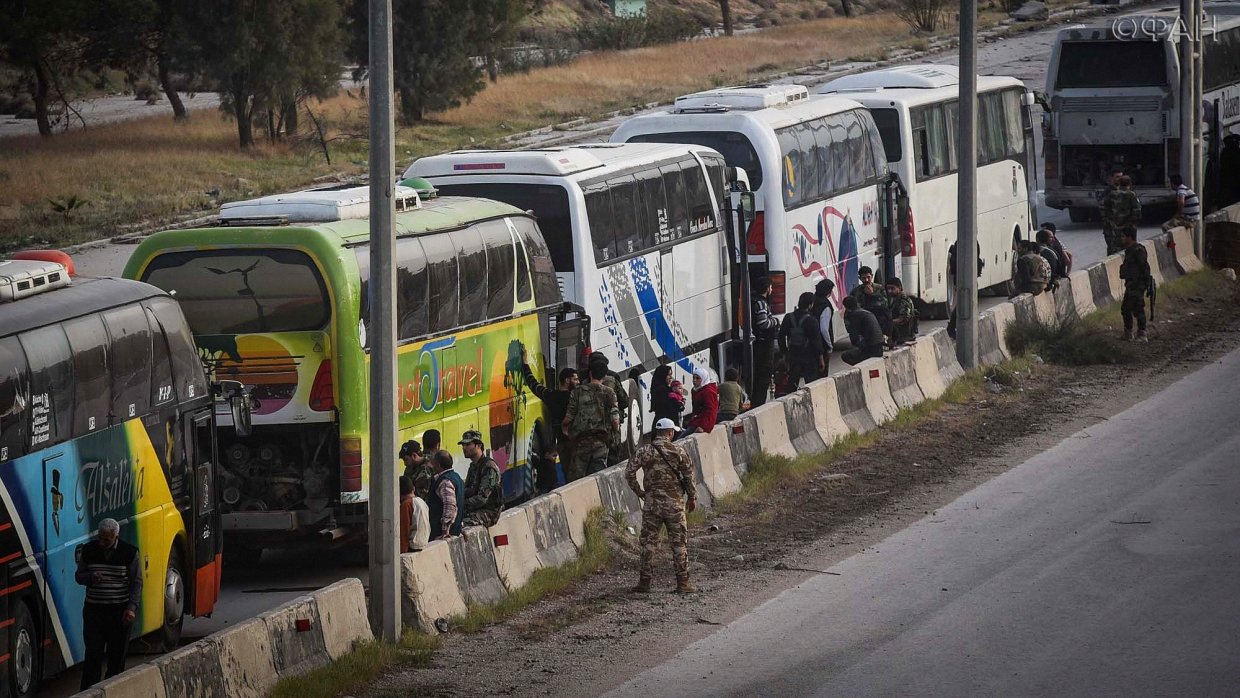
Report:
396,427,504,552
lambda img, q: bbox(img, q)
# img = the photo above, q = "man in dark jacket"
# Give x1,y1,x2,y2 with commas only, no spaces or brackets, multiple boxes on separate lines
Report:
841,296,885,366
521,350,578,491
810,279,836,376
1119,228,1152,342
779,291,825,387
76,518,142,689
750,276,780,407
849,266,892,337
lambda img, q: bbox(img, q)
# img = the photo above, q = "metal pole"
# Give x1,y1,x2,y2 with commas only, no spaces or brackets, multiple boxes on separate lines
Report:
737,202,754,388
1180,0,1194,204
956,0,979,369
367,0,400,641
1193,0,1206,259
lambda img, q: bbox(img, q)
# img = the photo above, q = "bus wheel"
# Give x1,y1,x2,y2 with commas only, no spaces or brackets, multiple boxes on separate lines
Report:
1068,207,1092,223
159,546,186,651
9,602,37,698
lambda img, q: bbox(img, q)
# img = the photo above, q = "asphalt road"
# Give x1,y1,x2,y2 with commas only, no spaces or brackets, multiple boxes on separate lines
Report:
609,347,1240,698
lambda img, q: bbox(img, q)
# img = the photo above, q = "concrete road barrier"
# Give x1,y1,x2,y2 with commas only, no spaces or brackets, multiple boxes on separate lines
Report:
261,594,329,678
806,377,851,445
1088,262,1114,308
1103,255,1124,305
726,414,761,478
781,388,828,455
401,541,467,633
1051,277,1076,322
313,578,372,661
978,311,1004,366
555,476,603,548
1033,288,1058,326
991,303,1017,359
489,507,542,590
930,329,966,384
525,493,578,569
595,465,642,522
746,401,799,459
1140,240,1167,285
1067,270,1096,318
911,335,948,401
448,527,507,607
156,641,227,698
1171,226,1205,273
682,427,742,502
91,663,168,698
213,618,278,698
884,347,924,410
832,369,877,434
1149,234,1180,281
1011,293,1036,327
855,357,899,425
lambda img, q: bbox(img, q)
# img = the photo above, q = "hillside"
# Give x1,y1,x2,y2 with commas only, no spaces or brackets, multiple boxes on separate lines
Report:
522,0,865,35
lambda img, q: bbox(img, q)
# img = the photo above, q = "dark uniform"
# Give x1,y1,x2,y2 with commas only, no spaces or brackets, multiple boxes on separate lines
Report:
625,436,697,590
888,294,918,345
522,362,572,490
843,308,885,366
1120,240,1152,339
1102,187,1141,256
751,294,780,407
76,535,142,689
778,307,823,387
563,382,619,480
462,453,503,527
850,283,892,336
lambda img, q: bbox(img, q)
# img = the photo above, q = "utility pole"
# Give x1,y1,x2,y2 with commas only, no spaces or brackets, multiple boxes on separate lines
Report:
1193,0,1206,260
1180,0,1194,201
956,0,978,369
368,0,400,641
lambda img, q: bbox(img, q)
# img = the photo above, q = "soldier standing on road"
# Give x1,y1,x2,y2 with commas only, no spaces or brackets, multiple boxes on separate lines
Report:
562,363,620,480
626,417,698,594
459,430,503,527
750,277,780,407
399,440,434,503
1119,229,1152,342
1102,173,1141,256
76,518,141,689
587,352,630,464
429,450,464,540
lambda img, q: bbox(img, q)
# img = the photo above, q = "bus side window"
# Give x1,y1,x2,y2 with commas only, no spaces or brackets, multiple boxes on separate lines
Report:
480,219,516,318
660,161,689,242
455,225,489,326
634,168,664,252
777,127,802,208
423,234,461,333
979,93,1006,165
513,217,559,308
608,175,641,257
794,122,819,203
858,111,889,181
394,237,430,341
514,232,533,305
829,114,850,193
1001,89,1025,158
845,112,872,189
62,314,111,434
0,337,29,462
943,101,960,173
19,326,73,448
145,307,176,407
684,164,715,233
146,297,208,401
102,304,154,421
810,119,833,197
583,182,616,263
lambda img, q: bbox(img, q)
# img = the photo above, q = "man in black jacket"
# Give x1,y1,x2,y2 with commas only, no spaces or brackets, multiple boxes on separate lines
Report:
750,276,780,407
76,518,142,689
779,291,825,388
521,349,578,491
842,296,885,366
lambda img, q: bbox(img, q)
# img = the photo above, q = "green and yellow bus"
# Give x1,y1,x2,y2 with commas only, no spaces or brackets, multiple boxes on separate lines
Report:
123,186,580,557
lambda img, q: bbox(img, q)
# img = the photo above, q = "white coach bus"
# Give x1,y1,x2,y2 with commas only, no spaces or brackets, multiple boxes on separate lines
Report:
611,85,895,325
404,143,735,445
816,65,1037,314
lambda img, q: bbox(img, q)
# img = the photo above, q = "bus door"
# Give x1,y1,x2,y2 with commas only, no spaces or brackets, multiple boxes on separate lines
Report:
186,409,221,616
881,174,905,283
1021,91,1041,230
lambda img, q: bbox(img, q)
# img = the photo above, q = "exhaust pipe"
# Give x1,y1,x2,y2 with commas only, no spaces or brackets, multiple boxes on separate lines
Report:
319,526,349,542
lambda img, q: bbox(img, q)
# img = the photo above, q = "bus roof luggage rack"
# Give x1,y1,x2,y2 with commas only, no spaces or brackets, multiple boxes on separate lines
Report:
0,259,70,303
817,64,960,93
218,183,422,224
674,84,810,112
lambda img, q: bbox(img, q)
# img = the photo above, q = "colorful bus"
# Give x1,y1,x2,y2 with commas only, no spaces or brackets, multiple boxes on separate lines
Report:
0,258,236,697
611,84,897,334
404,143,737,446
817,65,1037,314
123,186,573,559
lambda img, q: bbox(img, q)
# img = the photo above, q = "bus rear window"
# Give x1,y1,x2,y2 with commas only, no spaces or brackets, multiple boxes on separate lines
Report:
142,249,330,334
1056,41,1168,88
869,108,903,163
435,183,575,272
627,131,764,191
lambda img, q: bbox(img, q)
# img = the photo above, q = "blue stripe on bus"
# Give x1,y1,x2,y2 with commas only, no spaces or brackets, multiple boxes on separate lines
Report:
628,257,697,375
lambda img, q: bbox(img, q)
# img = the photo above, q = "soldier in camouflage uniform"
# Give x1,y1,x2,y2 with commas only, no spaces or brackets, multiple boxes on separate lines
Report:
459,430,503,527
626,418,698,593
562,363,620,481
1101,174,1142,256
884,278,918,347
1118,229,1152,342
588,352,630,464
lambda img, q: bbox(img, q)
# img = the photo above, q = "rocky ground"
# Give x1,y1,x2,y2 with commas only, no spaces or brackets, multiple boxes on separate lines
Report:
364,272,1240,698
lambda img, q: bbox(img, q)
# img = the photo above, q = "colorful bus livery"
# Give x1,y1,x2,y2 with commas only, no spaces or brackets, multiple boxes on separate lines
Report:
0,261,226,697
125,189,570,557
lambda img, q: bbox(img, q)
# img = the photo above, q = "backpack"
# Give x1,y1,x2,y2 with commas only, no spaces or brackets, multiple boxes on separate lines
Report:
786,311,811,349
568,383,618,440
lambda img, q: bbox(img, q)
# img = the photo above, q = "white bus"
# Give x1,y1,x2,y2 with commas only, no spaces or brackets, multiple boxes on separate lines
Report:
404,143,735,445
1043,9,1240,219
816,65,1037,313
611,85,896,328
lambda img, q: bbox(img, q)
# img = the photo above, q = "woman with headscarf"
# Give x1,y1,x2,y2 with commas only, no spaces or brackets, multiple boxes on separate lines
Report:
682,367,719,437
649,364,684,430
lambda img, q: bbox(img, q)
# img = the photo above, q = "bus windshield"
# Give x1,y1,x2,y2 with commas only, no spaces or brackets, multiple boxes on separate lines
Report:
142,249,330,334
628,131,764,190
1056,41,1168,88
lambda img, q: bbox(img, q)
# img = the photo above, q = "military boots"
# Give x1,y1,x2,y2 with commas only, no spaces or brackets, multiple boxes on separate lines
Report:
675,575,696,593
631,576,651,593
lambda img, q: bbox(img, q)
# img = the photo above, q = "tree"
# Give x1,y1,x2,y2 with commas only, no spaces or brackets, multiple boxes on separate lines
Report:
719,0,733,35
0,0,90,136
470,0,545,82
186,0,344,148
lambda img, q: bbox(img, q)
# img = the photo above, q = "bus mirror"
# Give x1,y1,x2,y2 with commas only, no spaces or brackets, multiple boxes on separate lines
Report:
740,192,756,224
216,380,253,437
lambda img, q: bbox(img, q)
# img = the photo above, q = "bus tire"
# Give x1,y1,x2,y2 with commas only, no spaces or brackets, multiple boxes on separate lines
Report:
158,545,186,652
8,601,37,698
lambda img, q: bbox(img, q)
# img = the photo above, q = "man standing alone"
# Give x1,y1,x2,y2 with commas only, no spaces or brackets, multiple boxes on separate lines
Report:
76,518,141,689
626,418,698,593
750,277,780,407
1119,229,1152,342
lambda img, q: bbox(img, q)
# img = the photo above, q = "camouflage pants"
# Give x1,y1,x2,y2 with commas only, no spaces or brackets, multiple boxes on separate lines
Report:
1121,288,1147,332
1103,225,1128,256
639,504,689,579
464,508,500,528
567,435,609,482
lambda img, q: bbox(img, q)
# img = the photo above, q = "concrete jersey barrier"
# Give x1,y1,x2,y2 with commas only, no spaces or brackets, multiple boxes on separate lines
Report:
1088,261,1114,308
911,334,948,400
1067,270,1097,318
682,427,742,502
805,377,851,445
1103,255,1124,305
555,476,603,548
883,347,924,410
1033,287,1059,326
855,357,899,425
780,388,828,455
402,540,468,633
595,464,642,524
489,507,542,591
448,527,507,607
1170,226,1205,273
524,493,578,569
930,329,965,385
726,413,761,478
978,310,1005,366
746,401,799,459
214,618,280,698
832,369,877,434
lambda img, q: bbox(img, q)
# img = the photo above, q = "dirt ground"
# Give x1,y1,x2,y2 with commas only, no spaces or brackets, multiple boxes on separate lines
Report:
367,275,1240,698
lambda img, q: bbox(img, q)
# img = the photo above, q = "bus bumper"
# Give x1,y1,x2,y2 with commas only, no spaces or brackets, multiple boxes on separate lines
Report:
1047,187,1177,211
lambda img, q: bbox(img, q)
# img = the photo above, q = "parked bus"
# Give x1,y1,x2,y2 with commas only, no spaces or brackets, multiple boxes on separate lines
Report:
0,258,241,697
611,84,896,330
404,143,735,446
817,65,1037,313
1043,9,1240,219
123,185,577,559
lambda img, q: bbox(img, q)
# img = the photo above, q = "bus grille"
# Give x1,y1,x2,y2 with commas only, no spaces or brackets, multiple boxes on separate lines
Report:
1061,96,1161,113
